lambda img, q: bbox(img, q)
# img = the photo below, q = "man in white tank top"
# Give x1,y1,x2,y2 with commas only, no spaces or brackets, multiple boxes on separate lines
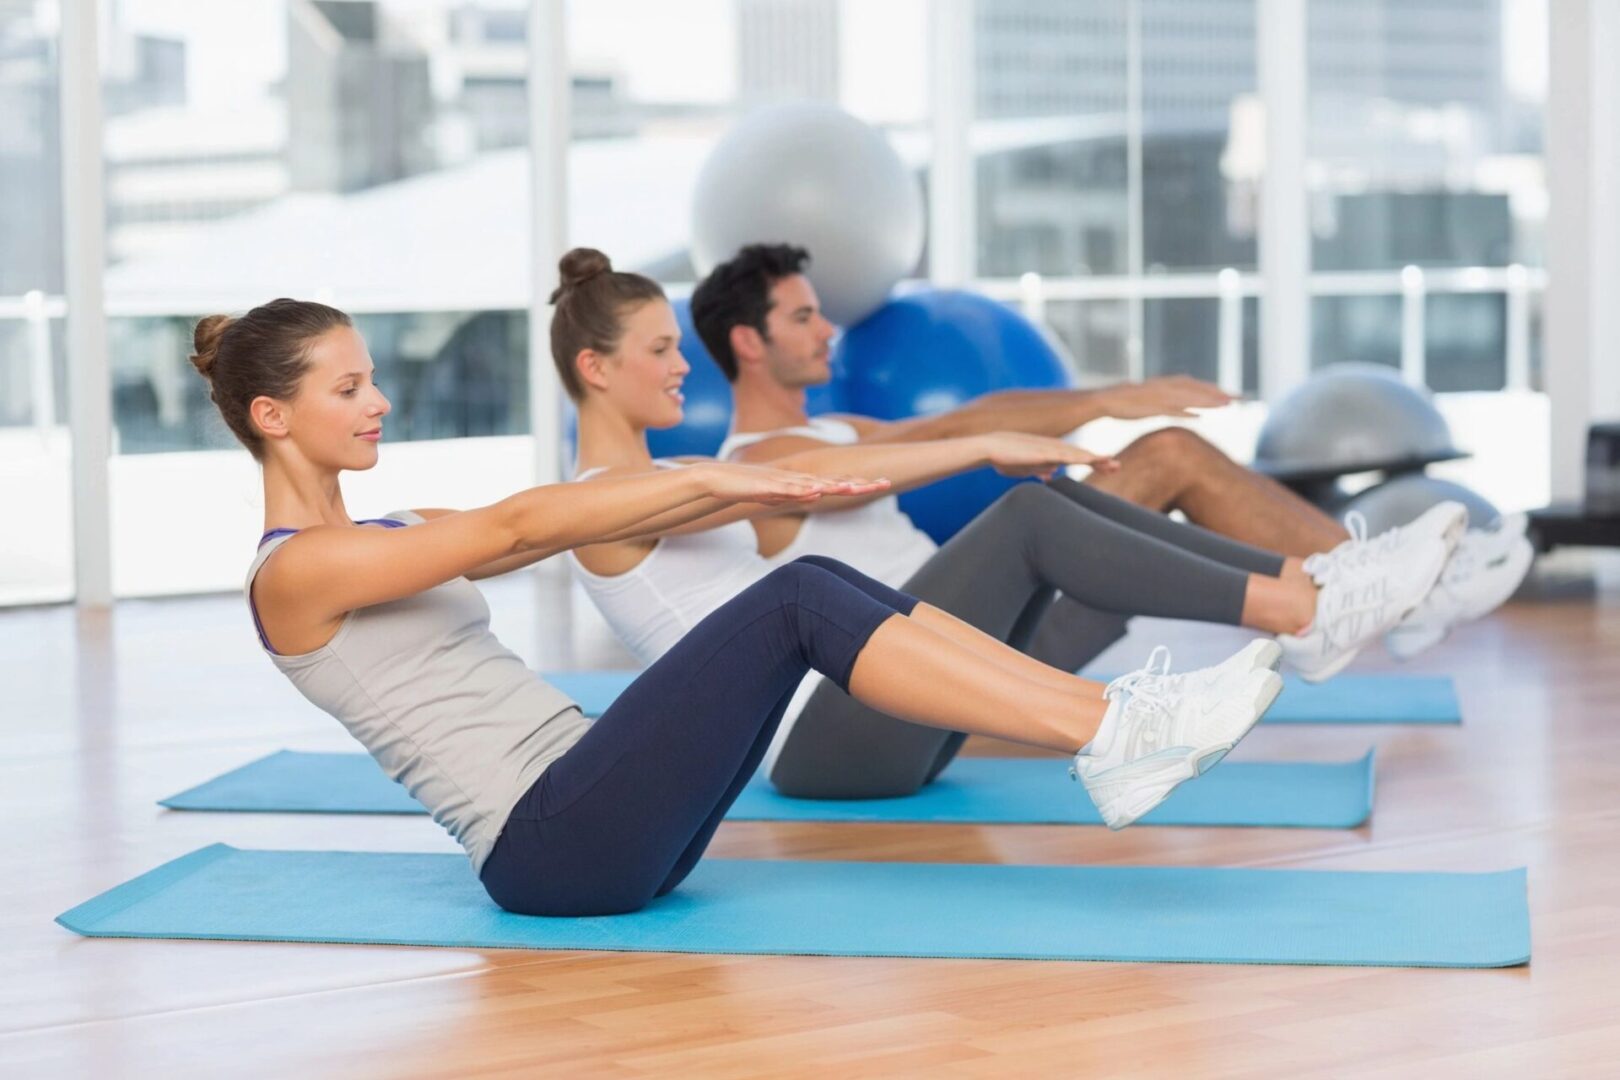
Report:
693,244,1359,564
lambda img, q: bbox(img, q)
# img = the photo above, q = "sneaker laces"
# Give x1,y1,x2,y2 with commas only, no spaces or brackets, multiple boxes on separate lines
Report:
1104,645,1173,700
1304,511,1403,588
1101,647,1180,744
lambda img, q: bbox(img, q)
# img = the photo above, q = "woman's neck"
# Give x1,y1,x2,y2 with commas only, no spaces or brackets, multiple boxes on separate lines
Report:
575,401,657,475
261,456,352,531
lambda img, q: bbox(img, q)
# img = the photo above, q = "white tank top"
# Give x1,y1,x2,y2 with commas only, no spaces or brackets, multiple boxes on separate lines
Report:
566,460,823,776
567,460,773,665
719,417,939,588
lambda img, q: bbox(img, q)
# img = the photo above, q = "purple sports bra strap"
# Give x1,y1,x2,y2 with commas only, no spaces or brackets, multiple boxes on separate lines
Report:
258,518,404,548
259,527,300,547
251,518,407,653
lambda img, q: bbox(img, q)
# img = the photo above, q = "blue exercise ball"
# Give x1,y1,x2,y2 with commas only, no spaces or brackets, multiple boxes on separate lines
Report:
835,289,1074,542
644,297,846,459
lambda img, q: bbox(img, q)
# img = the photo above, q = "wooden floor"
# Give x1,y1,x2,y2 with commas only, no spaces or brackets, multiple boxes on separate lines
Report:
6,552,1620,1079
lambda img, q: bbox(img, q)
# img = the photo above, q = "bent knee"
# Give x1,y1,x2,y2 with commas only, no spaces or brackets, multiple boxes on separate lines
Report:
789,554,850,577
763,559,827,593
743,560,842,615
993,478,1057,515
978,479,1072,533
1124,426,1216,464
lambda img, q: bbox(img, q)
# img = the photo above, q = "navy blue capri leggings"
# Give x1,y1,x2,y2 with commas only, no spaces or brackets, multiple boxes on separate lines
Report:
479,556,917,917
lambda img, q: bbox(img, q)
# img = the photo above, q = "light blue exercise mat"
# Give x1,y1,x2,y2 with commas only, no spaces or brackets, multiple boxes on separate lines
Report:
1246,673,1460,725
56,845,1529,968
541,671,645,717
159,750,1376,829
544,669,1461,725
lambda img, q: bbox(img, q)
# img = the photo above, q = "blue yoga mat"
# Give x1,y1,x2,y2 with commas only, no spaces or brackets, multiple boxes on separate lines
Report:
545,669,1460,725
160,751,1376,828
56,844,1529,968
542,671,644,717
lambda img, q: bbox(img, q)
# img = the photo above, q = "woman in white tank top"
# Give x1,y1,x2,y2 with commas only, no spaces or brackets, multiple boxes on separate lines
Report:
568,461,768,662
566,304,1116,667
185,256,1290,916
719,418,940,589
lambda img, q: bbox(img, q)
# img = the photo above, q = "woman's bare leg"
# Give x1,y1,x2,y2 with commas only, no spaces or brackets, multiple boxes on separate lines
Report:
902,572,1309,703
845,612,1108,753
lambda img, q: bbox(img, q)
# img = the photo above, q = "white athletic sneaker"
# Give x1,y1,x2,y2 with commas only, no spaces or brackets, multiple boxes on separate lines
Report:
1173,639,1283,695
1277,505,1462,683
1406,499,1472,551
1071,644,1284,830
1105,641,1281,699
1385,515,1534,660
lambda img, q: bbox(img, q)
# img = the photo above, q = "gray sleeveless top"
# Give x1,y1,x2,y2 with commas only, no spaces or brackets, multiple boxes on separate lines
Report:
245,510,590,871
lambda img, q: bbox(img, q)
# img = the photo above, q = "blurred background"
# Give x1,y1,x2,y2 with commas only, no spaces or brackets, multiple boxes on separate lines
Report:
0,0,1574,604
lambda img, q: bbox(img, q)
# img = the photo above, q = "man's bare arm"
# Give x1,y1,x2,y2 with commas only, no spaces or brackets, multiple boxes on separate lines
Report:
831,376,1234,445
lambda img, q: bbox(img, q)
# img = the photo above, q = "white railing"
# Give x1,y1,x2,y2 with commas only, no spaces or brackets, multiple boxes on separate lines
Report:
973,263,1547,393
0,264,1549,432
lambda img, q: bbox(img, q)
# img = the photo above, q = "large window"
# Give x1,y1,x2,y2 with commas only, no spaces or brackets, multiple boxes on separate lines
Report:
973,0,1260,390
1307,0,1547,391
8,1,1557,605
99,0,536,596
0,1,73,606
566,0,930,283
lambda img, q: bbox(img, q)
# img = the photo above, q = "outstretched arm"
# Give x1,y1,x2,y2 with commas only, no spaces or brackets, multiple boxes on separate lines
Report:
578,433,1116,544
258,464,876,611
836,376,1234,444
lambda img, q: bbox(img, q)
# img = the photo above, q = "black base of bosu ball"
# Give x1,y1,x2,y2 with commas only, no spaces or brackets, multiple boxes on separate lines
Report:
1256,455,1471,518
1528,504,1620,553
1528,422,1620,553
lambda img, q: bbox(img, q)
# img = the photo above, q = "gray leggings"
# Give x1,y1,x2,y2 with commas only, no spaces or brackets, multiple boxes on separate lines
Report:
767,478,1289,798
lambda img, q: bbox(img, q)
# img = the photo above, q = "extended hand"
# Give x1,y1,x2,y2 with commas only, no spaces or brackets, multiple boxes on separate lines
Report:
1103,376,1234,420
697,462,890,505
981,432,1120,480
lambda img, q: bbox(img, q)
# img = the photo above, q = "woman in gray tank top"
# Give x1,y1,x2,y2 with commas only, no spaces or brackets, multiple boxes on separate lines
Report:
191,270,1288,917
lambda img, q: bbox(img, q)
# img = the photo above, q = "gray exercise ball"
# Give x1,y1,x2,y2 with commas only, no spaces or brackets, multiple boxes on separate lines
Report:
1340,474,1500,534
690,103,924,327
1255,363,1460,476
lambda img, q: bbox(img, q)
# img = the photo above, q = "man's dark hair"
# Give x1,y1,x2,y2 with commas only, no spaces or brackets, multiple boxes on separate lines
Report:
689,243,811,381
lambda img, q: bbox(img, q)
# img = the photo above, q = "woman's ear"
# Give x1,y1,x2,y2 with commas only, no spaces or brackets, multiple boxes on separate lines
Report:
250,395,290,443
575,348,611,394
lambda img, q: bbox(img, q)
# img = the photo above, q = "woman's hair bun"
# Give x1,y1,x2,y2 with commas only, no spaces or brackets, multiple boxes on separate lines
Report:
190,314,235,379
552,247,612,300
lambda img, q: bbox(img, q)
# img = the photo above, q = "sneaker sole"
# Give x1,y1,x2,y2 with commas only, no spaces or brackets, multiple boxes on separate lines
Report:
1440,507,1468,551
1420,501,1470,553
1243,638,1283,674
1209,639,1284,685
1295,639,1369,684
1384,622,1447,661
